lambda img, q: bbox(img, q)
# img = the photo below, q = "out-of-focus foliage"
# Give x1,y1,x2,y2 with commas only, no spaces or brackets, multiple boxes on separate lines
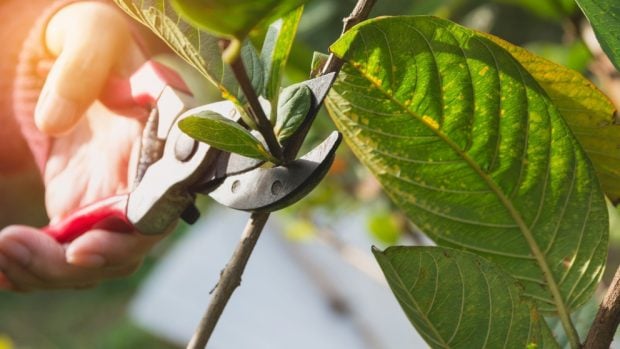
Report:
495,0,576,20
525,41,592,72
170,0,308,39
0,257,177,349
367,211,401,246
0,335,13,349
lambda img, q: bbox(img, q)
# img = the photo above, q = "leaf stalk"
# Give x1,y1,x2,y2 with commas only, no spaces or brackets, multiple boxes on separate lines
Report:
228,48,284,162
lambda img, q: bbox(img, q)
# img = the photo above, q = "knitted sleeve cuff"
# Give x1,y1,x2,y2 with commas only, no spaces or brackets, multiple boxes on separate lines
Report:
12,0,166,173
13,0,88,173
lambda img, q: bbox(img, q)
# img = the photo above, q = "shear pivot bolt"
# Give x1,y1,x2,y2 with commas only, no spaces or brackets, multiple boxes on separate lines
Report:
231,180,241,193
271,180,283,195
175,134,198,161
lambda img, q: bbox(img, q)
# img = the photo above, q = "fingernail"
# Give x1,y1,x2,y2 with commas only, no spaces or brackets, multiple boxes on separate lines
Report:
34,90,80,135
1,241,31,267
67,254,106,268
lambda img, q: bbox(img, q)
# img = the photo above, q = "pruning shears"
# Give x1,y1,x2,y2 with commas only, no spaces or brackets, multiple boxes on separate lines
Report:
43,60,340,243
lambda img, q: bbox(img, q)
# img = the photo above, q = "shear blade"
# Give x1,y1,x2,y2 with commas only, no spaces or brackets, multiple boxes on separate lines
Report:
208,131,342,212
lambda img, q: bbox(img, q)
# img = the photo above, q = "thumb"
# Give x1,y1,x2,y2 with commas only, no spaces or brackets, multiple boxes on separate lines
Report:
34,2,143,136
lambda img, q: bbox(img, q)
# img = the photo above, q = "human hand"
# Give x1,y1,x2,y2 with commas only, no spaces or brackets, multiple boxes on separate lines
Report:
0,2,166,291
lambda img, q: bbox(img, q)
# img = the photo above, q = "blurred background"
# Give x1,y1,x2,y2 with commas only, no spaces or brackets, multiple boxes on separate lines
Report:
2,0,620,347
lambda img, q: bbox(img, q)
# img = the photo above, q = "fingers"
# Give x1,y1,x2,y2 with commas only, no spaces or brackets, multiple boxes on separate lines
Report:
35,2,144,135
42,102,142,219
66,228,165,268
0,225,152,292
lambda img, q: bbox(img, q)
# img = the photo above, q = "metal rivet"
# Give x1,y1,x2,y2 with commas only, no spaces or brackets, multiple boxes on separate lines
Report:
271,180,283,196
175,134,198,161
231,180,241,193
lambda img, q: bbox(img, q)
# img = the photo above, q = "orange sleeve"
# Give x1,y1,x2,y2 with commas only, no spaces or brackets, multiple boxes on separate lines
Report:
0,0,56,175
7,0,169,174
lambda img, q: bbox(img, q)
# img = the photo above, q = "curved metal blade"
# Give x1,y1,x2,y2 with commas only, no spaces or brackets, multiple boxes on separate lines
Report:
208,131,342,212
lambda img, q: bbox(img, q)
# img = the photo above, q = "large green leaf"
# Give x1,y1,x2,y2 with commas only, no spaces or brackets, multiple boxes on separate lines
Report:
374,246,558,348
482,33,620,202
114,0,262,105
325,16,608,315
575,0,620,71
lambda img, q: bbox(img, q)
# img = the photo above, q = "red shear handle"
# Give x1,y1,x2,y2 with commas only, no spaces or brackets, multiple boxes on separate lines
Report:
99,60,191,113
42,195,134,243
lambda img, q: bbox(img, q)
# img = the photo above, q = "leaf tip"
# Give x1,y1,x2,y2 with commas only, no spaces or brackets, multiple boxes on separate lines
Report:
371,245,384,255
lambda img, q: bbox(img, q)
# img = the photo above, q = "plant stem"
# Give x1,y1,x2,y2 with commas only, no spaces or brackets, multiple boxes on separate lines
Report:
187,1,379,347
186,212,270,349
583,266,620,348
229,54,284,162
320,0,378,76
282,0,378,161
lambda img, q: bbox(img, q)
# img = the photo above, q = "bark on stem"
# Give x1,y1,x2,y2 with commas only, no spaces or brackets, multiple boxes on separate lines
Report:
584,267,620,348
320,0,377,76
186,212,270,349
282,0,378,161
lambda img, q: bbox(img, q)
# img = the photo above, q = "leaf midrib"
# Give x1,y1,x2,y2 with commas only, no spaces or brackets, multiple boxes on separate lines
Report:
335,42,571,319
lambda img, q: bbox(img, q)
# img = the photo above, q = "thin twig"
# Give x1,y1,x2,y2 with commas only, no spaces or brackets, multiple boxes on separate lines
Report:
320,0,378,76
186,212,270,349
281,0,378,162
187,1,378,347
229,56,284,162
584,266,620,348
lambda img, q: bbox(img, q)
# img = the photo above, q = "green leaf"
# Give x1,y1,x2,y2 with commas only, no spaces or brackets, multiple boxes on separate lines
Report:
326,16,608,317
373,246,558,348
481,32,620,201
179,111,275,162
546,291,601,348
170,0,309,39
237,42,265,100
275,83,312,142
114,0,262,105
310,51,330,77
575,0,620,70
261,6,304,100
